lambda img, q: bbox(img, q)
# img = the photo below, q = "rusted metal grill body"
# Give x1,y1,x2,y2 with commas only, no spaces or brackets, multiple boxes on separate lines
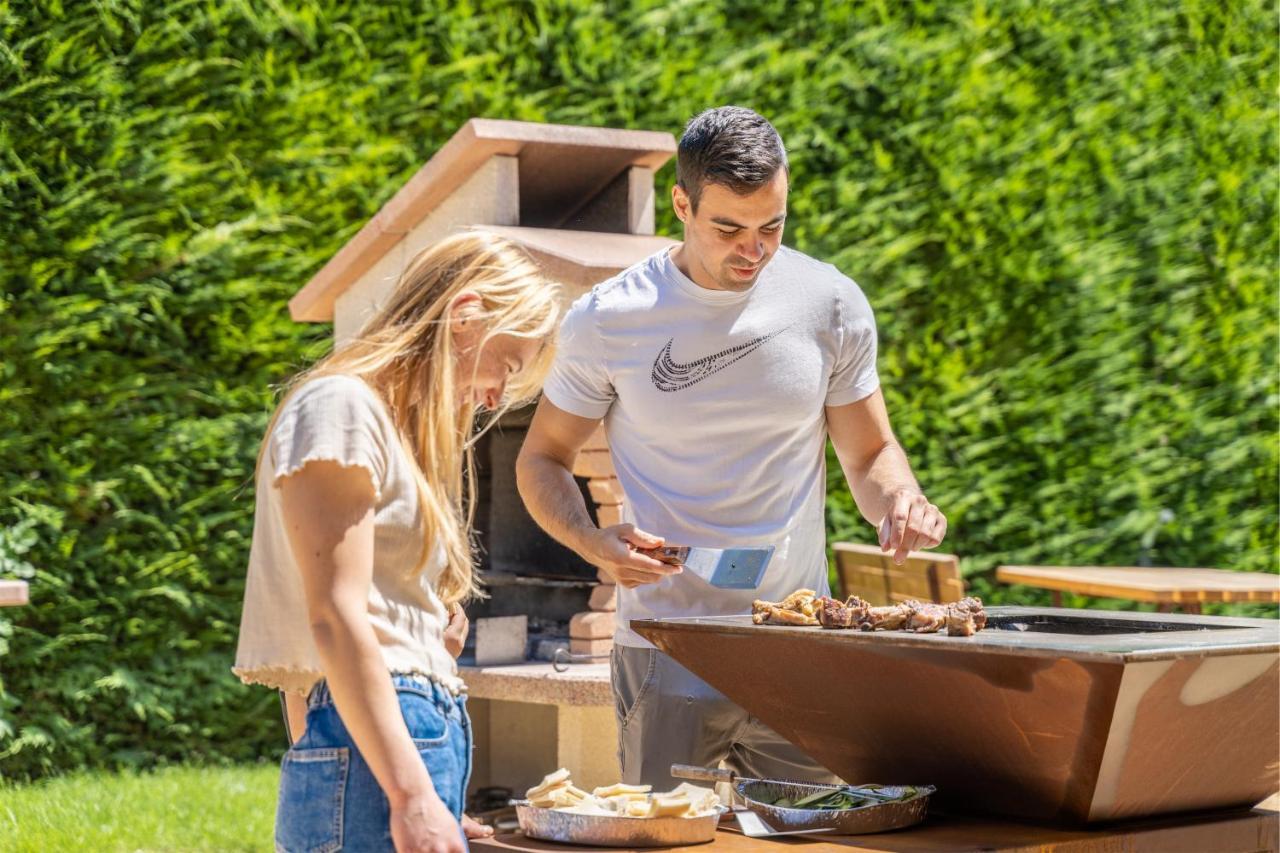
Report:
633,607,1280,824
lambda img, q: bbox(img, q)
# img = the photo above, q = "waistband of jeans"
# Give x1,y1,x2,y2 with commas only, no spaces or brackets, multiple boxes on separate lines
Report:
307,672,461,710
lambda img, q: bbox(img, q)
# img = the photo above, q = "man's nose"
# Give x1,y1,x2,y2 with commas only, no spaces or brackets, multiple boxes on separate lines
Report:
739,240,765,262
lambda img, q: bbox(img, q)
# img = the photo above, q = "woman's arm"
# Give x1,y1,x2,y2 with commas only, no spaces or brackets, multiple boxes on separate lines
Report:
280,460,463,853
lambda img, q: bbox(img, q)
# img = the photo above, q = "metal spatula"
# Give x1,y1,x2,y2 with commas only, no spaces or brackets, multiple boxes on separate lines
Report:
640,545,775,590
671,765,905,803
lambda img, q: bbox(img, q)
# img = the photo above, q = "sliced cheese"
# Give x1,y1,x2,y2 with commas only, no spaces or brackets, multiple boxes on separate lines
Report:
526,768,572,800
664,783,720,815
623,798,655,818
593,783,652,798
651,794,692,817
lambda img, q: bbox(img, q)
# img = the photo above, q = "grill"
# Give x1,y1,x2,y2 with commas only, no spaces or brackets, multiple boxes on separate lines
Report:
632,606,1279,824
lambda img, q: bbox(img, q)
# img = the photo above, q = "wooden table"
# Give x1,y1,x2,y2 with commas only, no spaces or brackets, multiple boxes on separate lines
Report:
995,565,1280,613
0,580,28,607
475,802,1279,853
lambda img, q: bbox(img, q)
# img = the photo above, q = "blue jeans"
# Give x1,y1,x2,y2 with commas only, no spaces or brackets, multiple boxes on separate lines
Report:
275,674,472,853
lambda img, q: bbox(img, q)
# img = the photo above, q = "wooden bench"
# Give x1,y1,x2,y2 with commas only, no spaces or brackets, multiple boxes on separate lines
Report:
833,542,965,605
996,564,1280,613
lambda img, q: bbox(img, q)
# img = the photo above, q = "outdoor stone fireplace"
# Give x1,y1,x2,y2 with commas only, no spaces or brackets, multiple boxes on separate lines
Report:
288,118,677,792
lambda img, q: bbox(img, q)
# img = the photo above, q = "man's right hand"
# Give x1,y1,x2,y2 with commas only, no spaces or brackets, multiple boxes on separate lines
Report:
579,524,683,589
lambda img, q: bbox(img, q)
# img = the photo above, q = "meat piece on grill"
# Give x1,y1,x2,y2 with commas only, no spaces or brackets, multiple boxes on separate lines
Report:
815,594,986,635
753,603,819,626
816,595,856,628
752,590,820,626
944,597,987,636
902,600,949,633
863,603,911,631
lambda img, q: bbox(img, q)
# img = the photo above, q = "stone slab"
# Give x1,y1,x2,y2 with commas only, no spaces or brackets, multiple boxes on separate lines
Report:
474,615,528,666
460,661,611,706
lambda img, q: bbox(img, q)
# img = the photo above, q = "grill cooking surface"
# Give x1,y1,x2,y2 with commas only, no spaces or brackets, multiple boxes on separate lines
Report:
636,606,1277,662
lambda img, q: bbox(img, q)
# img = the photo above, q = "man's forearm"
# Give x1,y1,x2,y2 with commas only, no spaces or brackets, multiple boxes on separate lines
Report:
826,393,946,561
845,439,921,526
516,450,598,557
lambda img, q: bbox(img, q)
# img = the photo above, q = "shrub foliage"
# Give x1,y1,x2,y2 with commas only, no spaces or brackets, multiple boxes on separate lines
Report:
0,1,1274,776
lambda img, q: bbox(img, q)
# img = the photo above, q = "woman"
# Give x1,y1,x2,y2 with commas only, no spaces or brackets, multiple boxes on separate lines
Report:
233,231,562,852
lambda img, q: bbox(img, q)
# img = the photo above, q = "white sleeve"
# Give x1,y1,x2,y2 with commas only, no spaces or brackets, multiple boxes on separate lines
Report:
825,278,881,407
540,293,615,419
268,376,388,499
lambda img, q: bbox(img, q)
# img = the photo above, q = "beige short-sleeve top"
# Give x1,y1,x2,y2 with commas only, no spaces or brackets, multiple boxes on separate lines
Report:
233,374,463,695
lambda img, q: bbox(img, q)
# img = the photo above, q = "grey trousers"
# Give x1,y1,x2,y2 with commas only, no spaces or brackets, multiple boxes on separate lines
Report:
611,644,840,790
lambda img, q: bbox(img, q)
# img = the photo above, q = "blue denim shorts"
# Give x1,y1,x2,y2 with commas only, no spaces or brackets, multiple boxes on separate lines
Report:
274,674,472,853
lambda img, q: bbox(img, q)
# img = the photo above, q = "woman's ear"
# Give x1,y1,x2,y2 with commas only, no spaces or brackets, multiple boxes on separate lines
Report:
448,292,484,344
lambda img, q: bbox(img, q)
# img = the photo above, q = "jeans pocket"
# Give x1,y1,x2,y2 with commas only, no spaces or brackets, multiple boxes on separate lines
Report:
398,685,449,745
415,735,465,819
275,747,349,853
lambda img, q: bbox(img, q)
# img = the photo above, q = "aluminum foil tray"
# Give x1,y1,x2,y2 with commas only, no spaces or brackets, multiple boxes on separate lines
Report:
514,802,722,847
737,780,933,835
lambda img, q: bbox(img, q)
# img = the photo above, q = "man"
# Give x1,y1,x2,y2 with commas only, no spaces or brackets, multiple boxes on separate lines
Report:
516,107,947,788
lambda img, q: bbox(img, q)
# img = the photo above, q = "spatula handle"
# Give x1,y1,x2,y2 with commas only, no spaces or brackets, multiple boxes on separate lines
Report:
670,764,734,784
637,546,688,566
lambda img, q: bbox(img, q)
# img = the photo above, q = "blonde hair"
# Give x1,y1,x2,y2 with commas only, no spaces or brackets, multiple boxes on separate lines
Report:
260,231,563,604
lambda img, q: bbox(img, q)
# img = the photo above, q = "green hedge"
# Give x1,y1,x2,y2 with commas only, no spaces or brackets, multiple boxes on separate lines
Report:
1,0,1274,778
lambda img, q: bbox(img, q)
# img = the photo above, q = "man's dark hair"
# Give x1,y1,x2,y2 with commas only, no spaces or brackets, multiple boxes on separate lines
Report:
676,106,789,211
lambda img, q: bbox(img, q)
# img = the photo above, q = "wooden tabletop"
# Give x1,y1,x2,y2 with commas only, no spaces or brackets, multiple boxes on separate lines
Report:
996,565,1280,605
0,580,28,607
474,803,1279,853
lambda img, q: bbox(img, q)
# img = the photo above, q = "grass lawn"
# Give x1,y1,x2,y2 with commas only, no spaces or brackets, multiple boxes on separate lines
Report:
0,764,280,852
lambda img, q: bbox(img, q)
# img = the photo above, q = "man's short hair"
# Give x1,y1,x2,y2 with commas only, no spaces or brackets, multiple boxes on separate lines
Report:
676,106,789,211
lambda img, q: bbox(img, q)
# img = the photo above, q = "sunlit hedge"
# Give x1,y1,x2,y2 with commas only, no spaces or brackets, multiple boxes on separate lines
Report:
1,0,1274,776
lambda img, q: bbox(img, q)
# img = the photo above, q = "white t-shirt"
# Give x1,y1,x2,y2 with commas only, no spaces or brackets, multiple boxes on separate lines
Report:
542,246,880,647
233,374,463,694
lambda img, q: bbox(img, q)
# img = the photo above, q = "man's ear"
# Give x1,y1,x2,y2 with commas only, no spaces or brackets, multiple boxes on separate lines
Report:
672,183,692,224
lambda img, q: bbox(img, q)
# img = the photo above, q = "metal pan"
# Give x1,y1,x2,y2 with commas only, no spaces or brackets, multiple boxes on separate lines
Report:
671,765,934,835
512,801,723,847
737,779,933,835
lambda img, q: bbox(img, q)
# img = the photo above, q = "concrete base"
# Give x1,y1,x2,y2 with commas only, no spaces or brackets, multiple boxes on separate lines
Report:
461,662,619,795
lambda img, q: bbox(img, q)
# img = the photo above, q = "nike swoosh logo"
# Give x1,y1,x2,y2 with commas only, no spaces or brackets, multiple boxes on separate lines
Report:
650,329,785,392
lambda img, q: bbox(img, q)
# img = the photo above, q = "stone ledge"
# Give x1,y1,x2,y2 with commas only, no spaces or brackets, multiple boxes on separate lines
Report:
460,661,611,707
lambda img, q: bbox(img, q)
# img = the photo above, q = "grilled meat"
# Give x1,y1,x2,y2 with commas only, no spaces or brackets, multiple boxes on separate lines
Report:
752,589,820,626
755,587,985,634
817,595,856,628
815,594,986,635
944,596,987,636
753,604,819,625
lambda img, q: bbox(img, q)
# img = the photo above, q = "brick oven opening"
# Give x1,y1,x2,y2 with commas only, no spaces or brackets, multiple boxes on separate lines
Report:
466,402,600,662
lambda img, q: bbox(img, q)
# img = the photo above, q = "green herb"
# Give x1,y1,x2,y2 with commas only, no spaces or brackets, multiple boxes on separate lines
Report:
762,785,921,811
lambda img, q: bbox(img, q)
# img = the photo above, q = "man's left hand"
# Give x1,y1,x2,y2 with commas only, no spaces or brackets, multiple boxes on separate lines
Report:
879,489,947,565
